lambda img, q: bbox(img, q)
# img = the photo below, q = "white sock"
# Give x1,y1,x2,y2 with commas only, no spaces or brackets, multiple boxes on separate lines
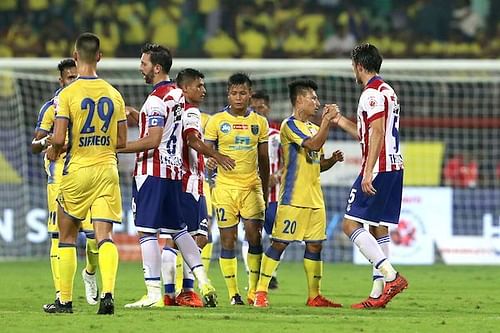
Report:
173,230,210,287
350,227,396,281
370,235,390,298
161,247,177,297
145,280,162,300
241,240,249,273
139,235,161,281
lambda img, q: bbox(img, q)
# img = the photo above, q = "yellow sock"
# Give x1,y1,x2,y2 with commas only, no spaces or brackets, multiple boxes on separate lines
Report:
247,252,262,296
304,258,322,299
49,237,60,295
219,257,239,298
98,241,119,295
175,253,183,293
58,245,76,303
256,254,280,292
85,238,99,274
201,242,213,272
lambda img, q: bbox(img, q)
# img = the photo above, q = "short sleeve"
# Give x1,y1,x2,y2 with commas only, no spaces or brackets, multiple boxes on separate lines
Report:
116,94,127,123
361,89,385,122
183,106,202,137
146,95,167,128
35,101,55,132
282,118,310,146
259,117,269,143
54,90,69,120
204,115,218,141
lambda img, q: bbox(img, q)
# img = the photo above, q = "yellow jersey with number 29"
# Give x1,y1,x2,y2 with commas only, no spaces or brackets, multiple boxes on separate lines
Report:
55,76,126,174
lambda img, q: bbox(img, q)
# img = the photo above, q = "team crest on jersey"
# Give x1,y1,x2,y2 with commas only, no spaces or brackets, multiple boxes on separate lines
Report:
251,124,259,135
220,122,231,134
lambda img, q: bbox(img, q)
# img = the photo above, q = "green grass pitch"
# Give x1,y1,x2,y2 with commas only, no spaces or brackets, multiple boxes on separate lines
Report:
0,260,499,332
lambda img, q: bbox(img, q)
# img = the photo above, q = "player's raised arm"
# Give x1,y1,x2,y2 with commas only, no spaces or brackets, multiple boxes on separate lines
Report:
302,104,336,151
333,107,358,139
186,131,235,170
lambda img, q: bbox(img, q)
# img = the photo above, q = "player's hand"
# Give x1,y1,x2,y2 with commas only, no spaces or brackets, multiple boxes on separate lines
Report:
269,173,280,187
361,172,376,196
206,157,218,170
125,106,139,127
322,104,339,123
215,152,236,171
45,135,53,145
331,150,344,163
46,146,58,161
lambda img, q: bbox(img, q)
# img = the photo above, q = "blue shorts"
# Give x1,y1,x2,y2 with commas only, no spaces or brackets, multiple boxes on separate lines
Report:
344,170,403,226
180,192,209,236
264,201,278,235
132,175,186,234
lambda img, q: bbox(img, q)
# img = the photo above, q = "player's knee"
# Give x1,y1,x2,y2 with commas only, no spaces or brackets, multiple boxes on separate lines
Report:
306,242,322,253
271,240,287,253
342,219,358,237
196,234,208,248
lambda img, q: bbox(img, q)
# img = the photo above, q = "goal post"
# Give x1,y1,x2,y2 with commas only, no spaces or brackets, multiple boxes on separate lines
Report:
0,58,499,264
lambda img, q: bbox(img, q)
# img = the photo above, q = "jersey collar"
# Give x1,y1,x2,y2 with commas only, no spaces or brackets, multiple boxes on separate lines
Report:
78,75,99,80
225,105,252,117
153,80,175,91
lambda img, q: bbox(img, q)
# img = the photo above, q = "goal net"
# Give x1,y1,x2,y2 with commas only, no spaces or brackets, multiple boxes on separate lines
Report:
0,58,499,264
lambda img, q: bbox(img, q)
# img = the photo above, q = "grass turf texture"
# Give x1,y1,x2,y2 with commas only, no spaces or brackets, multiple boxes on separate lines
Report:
0,260,499,333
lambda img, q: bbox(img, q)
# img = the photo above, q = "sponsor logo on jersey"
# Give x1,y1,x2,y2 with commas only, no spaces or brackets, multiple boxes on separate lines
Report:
220,122,231,133
233,124,248,130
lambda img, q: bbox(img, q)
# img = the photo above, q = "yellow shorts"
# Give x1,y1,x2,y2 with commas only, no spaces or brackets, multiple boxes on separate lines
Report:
203,180,213,217
47,183,93,233
271,205,326,243
212,185,265,228
57,165,122,224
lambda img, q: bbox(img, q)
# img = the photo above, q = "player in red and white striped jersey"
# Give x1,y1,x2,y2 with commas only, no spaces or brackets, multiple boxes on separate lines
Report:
333,43,408,309
165,68,234,307
119,44,216,308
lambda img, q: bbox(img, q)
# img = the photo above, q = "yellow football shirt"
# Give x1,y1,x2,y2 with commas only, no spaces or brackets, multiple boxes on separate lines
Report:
280,116,324,208
200,112,211,133
55,77,126,174
204,108,269,189
36,91,66,184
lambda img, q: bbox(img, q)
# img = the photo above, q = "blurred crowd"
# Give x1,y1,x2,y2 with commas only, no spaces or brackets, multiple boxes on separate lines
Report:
0,0,498,59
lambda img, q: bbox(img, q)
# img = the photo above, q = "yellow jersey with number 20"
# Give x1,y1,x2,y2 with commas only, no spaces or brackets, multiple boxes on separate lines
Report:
279,116,324,209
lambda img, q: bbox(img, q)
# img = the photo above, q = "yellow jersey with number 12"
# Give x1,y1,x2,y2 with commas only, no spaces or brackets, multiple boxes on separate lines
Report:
204,108,269,189
279,116,324,209
55,76,126,174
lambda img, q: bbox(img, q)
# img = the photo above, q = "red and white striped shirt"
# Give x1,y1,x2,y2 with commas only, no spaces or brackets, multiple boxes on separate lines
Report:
357,76,403,174
268,127,281,202
181,103,204,199
134,81,185,180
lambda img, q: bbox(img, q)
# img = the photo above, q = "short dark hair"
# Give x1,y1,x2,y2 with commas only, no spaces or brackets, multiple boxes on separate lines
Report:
57,58,76,76
176,68,205,88
251,90,270,104
141,43,173,74
351,43,383,73
75,32,100,63
227,72,252,90
288,79,318,105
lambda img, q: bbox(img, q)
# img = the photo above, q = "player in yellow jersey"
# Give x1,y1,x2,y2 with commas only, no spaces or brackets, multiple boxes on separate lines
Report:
205,73,269,305
253,79,344,308
48,33,127,314
32,58,100,312
199,112,215,272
